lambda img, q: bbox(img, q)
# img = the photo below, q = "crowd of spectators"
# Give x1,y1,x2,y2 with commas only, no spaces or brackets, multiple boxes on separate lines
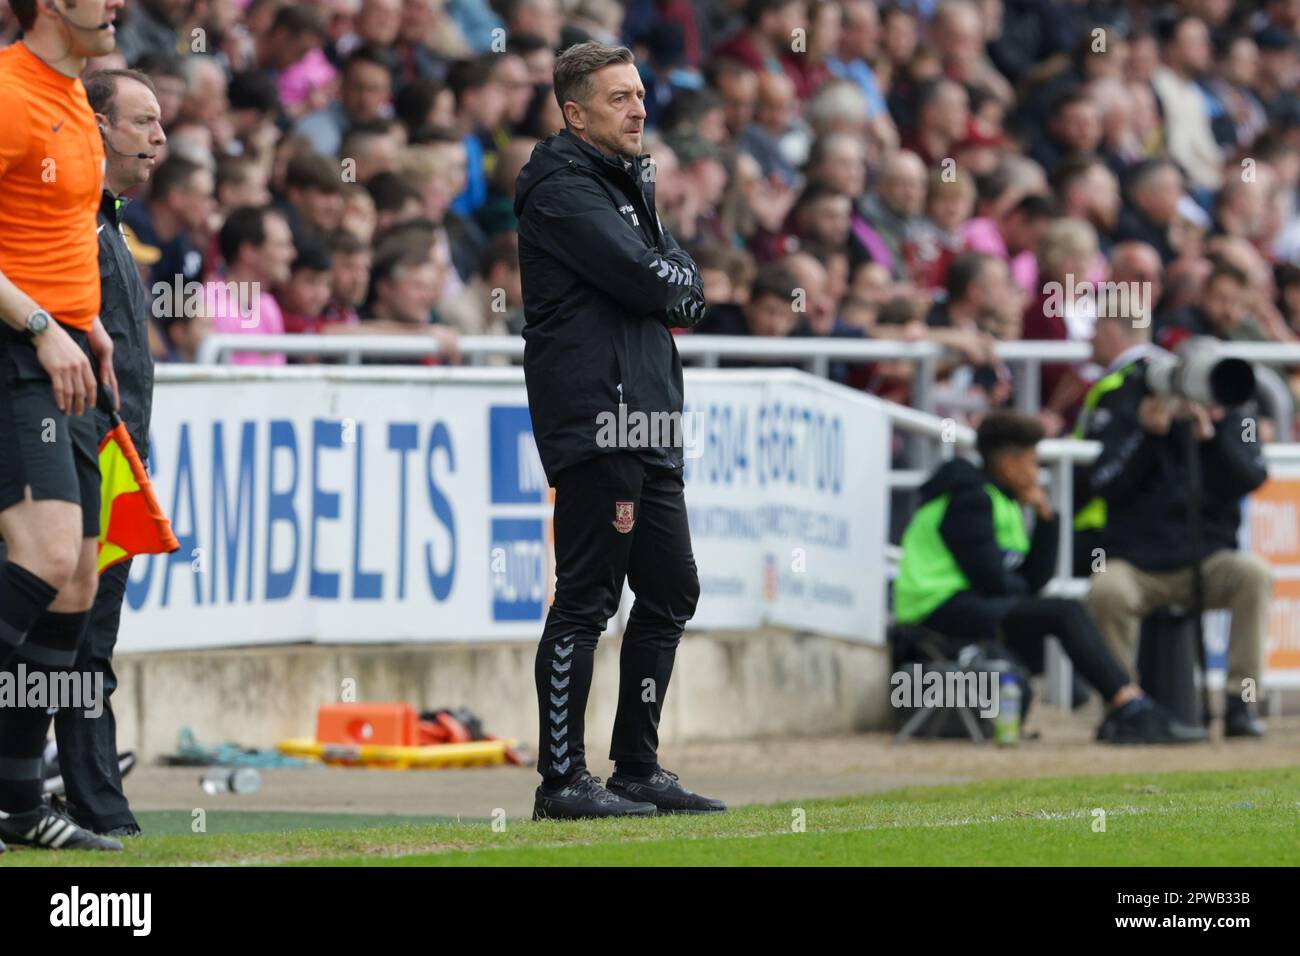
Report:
8,0,1300,435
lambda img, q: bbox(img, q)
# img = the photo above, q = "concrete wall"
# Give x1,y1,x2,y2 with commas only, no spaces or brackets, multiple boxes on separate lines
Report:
111,630,891,761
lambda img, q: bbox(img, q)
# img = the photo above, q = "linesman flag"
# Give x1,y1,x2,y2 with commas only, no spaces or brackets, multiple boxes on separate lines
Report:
96,387,179,574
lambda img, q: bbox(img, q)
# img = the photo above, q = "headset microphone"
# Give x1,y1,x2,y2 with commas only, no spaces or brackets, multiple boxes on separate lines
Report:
98,124,152,161
49,1,112,32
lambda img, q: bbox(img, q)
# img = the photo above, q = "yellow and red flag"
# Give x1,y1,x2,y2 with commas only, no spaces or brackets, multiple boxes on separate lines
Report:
97,420,179,574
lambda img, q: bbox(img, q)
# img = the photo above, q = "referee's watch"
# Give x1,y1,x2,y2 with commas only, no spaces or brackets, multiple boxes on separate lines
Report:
24,308,51,339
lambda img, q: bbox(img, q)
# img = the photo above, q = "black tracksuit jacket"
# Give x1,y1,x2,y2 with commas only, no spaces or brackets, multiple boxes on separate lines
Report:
514,128,706,485
1085,357,1268,571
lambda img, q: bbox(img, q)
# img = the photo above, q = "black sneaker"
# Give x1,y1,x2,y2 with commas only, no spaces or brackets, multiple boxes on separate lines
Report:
104,823,142,838
532,773,658,821
0,803,123,851
606,767,727,814
1096,697,1208,745
1224,697,1265,738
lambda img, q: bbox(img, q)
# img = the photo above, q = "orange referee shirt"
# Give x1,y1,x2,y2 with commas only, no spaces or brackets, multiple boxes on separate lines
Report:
0,42,105,332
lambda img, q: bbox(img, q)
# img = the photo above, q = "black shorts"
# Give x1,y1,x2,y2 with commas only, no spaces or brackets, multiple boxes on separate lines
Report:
0,325,101,538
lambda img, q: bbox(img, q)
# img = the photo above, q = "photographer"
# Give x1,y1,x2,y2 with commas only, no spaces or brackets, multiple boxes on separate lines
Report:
893,412,1203,744
1082,335,1271,737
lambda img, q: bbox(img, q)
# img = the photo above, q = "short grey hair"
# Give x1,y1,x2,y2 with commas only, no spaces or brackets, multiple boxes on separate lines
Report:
552,42,634,124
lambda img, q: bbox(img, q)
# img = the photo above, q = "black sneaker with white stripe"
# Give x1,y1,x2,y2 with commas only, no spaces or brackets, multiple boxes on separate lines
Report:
606,767,727,814
0,803,124,851
533,773,658,821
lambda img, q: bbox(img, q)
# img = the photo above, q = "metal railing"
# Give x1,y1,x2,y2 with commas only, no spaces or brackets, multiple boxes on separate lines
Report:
194,333,1300,440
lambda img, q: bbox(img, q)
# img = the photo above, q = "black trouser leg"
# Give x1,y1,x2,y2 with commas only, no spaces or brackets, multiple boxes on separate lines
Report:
54,559,137,832
610,464,699,766
535,453,644,785
999,597,1130,702
0,609,88,812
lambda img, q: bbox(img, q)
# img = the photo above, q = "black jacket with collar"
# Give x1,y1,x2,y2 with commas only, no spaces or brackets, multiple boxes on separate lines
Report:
514,128,706,485
1084,356,1268,571
96,190,155,460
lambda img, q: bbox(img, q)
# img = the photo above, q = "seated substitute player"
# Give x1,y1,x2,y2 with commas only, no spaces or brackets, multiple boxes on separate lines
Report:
892,412,1206,744
0,0,127,852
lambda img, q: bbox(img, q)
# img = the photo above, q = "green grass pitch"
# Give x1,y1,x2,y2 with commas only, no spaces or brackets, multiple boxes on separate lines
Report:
2,767,1297,866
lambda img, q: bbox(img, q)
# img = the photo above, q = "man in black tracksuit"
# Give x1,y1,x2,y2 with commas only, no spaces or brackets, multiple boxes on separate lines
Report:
515,42,723,819
50,68,165,837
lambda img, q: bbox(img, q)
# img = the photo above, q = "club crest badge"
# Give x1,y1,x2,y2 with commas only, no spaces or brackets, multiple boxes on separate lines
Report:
612,501,635,534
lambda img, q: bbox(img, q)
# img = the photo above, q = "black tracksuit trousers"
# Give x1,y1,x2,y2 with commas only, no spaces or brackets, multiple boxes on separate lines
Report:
924,592,1130,702
54,558,138,831
535,452,700,784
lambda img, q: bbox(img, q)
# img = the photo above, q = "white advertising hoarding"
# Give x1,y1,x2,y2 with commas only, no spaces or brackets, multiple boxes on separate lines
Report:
117,368,888,652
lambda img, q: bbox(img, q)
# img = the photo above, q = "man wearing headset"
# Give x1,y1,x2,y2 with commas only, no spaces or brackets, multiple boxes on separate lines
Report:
38,66,165,841
0,0,126,852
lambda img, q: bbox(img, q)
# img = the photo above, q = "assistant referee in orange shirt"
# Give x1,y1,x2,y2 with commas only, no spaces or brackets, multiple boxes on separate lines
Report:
0,0,125,853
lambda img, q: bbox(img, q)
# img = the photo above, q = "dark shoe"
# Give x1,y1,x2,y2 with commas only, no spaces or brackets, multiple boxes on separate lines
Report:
1097,697,1208,745
1224,697,1265,738
0,804,124,851
532,773,658,821
607,767,727,814
104,823,142,838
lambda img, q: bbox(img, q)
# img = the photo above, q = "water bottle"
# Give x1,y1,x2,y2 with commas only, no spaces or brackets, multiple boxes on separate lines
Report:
993,671,1021,746
199,767,262,795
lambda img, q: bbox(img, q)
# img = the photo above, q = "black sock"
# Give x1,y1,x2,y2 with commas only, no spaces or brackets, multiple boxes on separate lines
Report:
0,610,89,813
615,760,658,779
0,562,60,665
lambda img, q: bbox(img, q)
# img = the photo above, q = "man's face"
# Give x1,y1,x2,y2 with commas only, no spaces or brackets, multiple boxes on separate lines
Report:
567,62,646,158
100,78,165,189
1054,100,1102,153
331,251,372,305
61,0,125,57
256,213,296,286
467,76,508,132
1002,211,1047,256
283,267,333,316
385,260,439,323
1136,168,1182,225
802,196,852,246
744,292,798,337
357,0,402,44
1174,18,1212,74
819,139,866,198
153,74,186,127
342,61,392,121
927,82,969,141
992,447,1040,499
220,172,271,209
496,55,534,125
1202,275,1247,335
882,158,926,218
840,0,879,60
1080,164,1119,231
172,168,215,234
718,70,758,135
300,187,345,234
764,1,807,44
